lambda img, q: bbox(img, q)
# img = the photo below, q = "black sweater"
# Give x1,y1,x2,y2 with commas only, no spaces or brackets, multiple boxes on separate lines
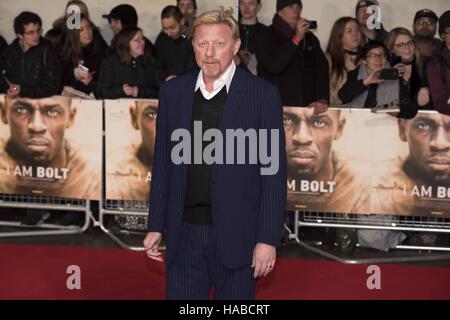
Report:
183,87,227,225
338,67,418,119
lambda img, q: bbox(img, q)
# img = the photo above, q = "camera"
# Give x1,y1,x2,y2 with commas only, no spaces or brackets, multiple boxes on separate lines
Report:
307,20,318,30
379,68,400,80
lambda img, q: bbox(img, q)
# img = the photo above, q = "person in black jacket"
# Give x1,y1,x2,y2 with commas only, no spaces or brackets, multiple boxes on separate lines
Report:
0,11,61,98
255,0,329,113
154,6,196,83
97,26,158,99
238,0,266,74
0,34,7,58
59,14,109,96
338,41,418,119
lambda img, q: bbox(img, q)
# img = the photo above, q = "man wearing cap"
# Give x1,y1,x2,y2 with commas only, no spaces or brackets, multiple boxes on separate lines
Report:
355,0,388,43
255,0,329,113
413,9,442,58
103,4,155,56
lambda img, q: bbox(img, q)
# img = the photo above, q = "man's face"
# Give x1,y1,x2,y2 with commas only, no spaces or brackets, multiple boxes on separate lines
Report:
278,4,301,28
109,18,123,35
178,0,196,18
357,3,372,27
1,97,76,164
131,101,158,163
193,23,240,84
161,16,184,40
239,0,261,20
443,27,450,48
283,108,344,178
399,113,450,182
18,23,41,49
413,18,437,37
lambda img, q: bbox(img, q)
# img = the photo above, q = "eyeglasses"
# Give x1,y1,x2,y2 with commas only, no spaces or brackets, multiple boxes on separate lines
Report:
394,40,415,49
366,53,387,60
416,18,435,26
23,28,43,36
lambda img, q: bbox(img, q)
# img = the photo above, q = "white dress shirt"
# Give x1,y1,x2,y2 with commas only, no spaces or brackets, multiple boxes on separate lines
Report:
195,62,236,100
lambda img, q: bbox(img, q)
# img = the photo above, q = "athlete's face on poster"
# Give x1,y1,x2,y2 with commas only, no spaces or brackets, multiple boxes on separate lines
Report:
1,97,76,164
399,113,450,182
132,101,157,161
283,108,344,178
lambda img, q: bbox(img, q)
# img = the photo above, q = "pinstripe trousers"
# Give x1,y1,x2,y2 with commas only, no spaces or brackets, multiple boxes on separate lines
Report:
166,222,257,300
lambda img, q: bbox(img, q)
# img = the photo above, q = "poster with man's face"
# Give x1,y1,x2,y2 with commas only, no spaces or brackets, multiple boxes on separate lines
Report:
371,111,450,218
0,95,102,199
105,99,158,201
284,107,372,214
284,106,450,218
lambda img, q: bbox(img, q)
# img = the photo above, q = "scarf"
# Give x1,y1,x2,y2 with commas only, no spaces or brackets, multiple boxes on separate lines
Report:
272,14,295,40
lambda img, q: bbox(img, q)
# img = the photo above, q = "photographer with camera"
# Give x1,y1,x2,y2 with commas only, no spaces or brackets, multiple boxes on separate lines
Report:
255,0,329,114
338,40,417,118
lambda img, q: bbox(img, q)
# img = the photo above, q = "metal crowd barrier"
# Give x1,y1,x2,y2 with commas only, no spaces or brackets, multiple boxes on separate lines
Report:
287,210,450,264
98,198,149,251
0,194,91,237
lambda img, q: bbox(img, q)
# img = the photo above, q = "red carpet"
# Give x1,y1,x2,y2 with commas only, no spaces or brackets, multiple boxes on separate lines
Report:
0,243,449,300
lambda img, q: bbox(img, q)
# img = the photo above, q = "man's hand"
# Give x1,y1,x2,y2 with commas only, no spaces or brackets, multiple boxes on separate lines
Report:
417,87,430,107
309,100,329,115
7,83,20,98
238,50,252,66
252,243,276,278
165,75,177,81
295,18,309,42
363,69,384,87
132,86,139,97
78,72,94,86
123,84,134,96
143,232,163,262
393,63,406,79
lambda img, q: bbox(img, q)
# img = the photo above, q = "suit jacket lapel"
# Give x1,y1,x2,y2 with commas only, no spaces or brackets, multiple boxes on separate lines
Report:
180,71,198,185
219,67,245,133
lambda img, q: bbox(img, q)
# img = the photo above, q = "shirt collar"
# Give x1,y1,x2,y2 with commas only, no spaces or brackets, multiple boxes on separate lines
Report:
195,61,236,94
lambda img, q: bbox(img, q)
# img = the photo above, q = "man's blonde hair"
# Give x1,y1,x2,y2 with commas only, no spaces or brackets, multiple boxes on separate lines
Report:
191,7,240,40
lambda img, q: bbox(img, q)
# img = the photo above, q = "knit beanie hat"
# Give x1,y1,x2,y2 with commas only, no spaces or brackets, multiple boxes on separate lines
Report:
277,0,302,12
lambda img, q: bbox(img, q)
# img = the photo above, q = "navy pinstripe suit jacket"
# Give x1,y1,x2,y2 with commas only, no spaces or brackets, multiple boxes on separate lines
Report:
147,67,287,269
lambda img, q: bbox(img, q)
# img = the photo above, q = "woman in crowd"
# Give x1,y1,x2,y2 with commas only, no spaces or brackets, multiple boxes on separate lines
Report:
97,26,158,99
326,17,363,105
427,11,450,116
386,27,430,108
338,40,418,118
59,14,109,96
